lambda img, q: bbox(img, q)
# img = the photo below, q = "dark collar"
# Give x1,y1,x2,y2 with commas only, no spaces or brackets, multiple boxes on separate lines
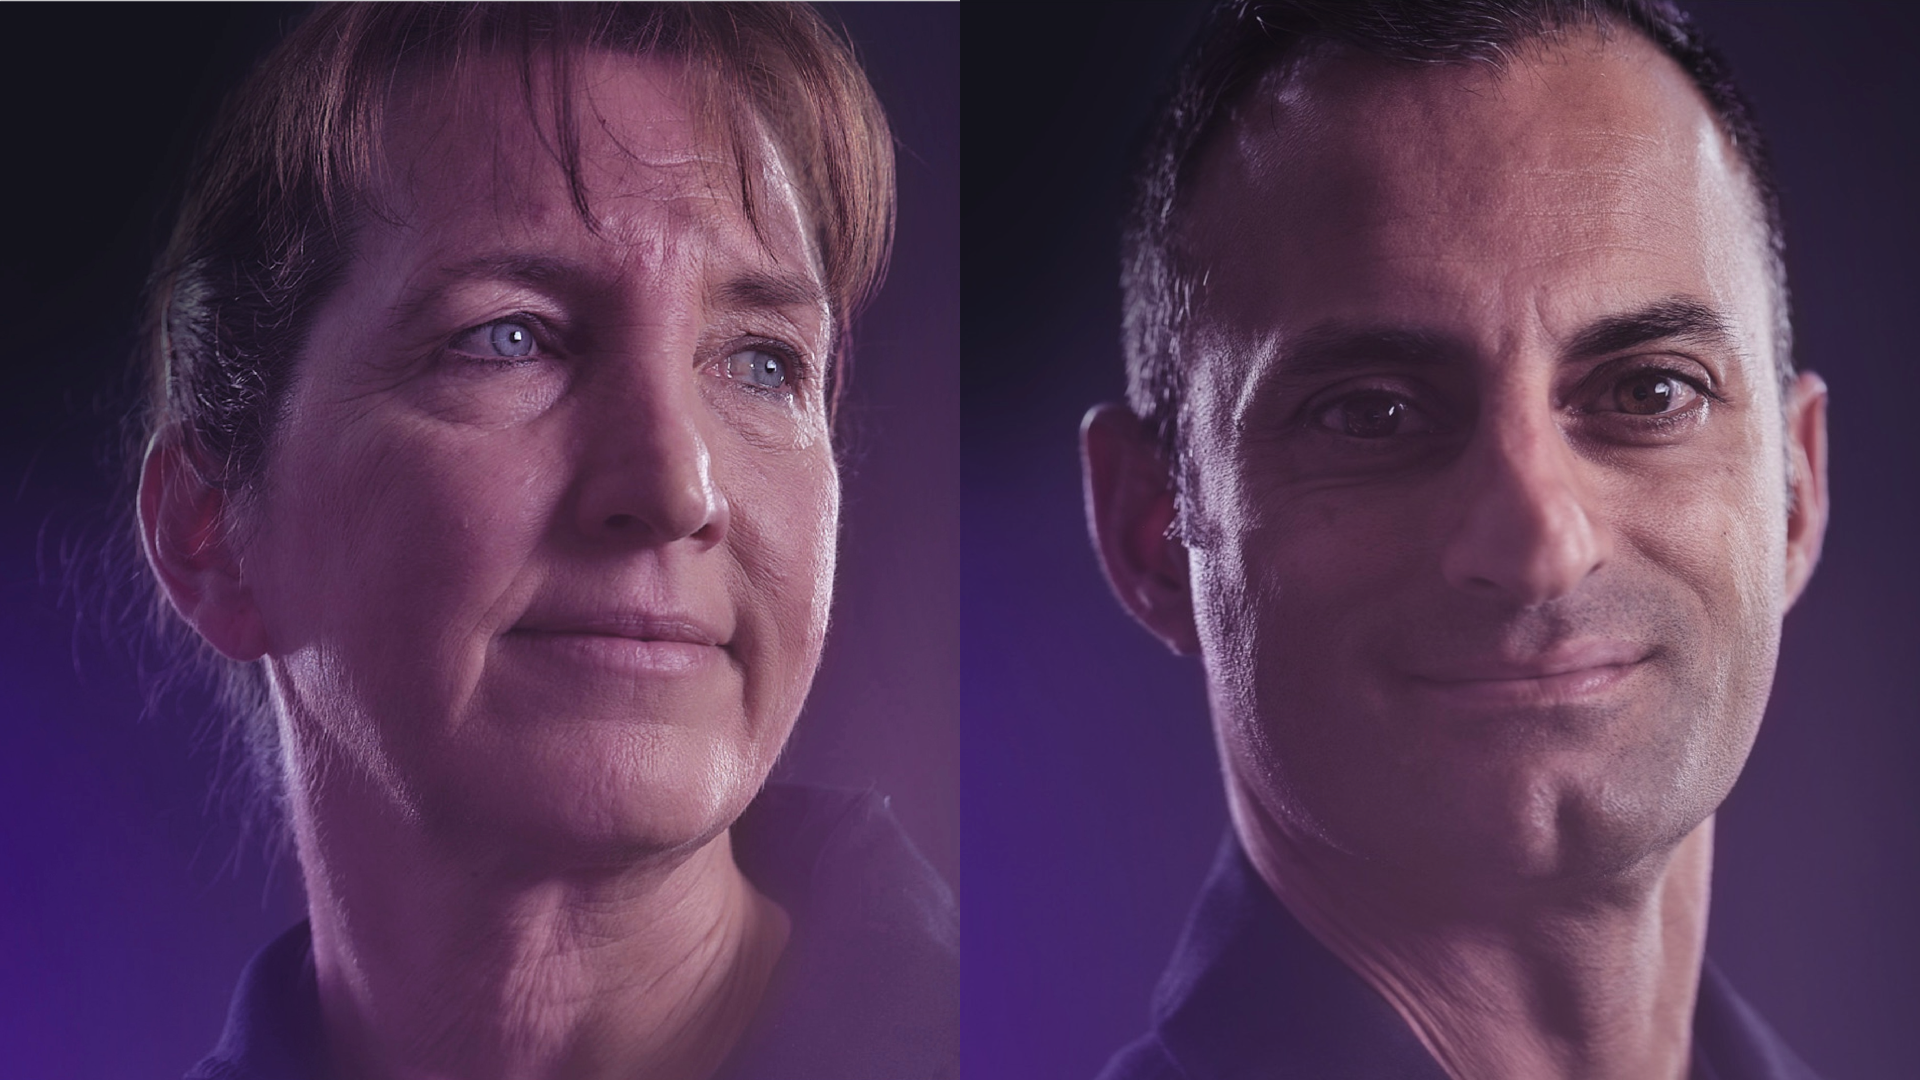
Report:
1100,834,1822,1080
185,783,958,1080
720,783,959,1080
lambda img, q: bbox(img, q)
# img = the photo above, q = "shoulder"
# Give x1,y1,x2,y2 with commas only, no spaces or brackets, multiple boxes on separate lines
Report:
723,782,959,1080
735,783,957,942
182,922,326,1080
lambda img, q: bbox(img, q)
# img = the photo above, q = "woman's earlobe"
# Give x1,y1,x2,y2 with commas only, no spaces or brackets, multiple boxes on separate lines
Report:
138,436,270,662
1081,402,1202,656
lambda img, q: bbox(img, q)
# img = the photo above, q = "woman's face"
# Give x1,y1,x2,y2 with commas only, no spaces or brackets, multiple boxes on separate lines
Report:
243,56,838,859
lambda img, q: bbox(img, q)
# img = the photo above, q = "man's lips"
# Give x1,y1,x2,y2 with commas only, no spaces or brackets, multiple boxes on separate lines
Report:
1407,642,1650,705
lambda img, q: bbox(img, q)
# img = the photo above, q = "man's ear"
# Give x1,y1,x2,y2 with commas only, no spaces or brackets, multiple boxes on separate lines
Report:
1781,371,1830,609
1082,403,1201,655
138,434,270,662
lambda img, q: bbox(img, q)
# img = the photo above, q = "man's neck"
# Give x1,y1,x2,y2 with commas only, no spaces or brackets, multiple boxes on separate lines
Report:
1230,786,1712,1080
289,759,789,1080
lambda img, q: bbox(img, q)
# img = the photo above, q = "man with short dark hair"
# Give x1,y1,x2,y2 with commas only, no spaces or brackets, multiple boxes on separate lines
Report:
1082,1,1828,1076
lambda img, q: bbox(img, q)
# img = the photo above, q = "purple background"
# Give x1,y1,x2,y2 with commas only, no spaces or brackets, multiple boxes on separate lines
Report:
962,3,1918,1079
0,5,955,1077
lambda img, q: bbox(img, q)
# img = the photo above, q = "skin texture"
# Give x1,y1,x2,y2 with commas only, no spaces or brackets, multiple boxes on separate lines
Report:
1085,28,1828,1080
142,56,836,1080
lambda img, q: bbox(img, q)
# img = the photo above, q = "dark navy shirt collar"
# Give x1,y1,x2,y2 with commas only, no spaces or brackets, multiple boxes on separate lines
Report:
1101,834,1822,1080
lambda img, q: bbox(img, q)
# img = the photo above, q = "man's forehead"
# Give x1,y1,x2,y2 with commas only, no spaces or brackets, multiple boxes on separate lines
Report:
1175,23,1768,356
1188,26,1730,234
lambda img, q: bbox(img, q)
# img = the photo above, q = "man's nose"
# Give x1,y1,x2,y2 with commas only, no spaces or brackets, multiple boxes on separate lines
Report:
1439,408,1609,605
571,356,729,547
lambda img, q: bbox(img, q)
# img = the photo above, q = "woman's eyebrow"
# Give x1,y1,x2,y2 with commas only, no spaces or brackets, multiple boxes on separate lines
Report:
710,269,829,316
385,258,827,328
385,253,591,328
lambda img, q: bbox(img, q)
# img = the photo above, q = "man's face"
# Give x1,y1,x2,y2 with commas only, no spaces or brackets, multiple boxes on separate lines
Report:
242,55,839,859
1159,32,1826,885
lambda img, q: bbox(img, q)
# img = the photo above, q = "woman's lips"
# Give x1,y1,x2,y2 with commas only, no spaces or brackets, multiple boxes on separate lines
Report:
505,614,730,674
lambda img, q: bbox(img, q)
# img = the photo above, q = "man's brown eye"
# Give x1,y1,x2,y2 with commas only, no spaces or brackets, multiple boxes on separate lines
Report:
1321,391,1413,438
1614,372,1697,415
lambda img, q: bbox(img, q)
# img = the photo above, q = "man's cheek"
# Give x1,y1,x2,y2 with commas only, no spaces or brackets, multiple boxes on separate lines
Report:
1204,542,1331,701
1625,480,1778,630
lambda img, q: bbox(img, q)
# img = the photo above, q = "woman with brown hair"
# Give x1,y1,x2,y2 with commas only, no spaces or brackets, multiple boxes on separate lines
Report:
135,6,954,1078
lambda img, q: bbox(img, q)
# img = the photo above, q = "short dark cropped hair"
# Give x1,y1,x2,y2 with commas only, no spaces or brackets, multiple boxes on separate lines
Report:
1120,0,1790,466
137,1,895,828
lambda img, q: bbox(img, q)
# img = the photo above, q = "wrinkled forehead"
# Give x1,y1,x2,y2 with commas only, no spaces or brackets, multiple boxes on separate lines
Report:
368,50,819,282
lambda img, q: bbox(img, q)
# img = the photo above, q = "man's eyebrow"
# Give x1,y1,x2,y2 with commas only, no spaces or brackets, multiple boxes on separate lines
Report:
1275,323,1471,380
710,269,829,314
1270,298,1741,379
1563,297,1739,361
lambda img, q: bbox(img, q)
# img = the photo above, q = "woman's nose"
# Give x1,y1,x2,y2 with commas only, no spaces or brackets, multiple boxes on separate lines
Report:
571,363,729,547
1438,408,1609,606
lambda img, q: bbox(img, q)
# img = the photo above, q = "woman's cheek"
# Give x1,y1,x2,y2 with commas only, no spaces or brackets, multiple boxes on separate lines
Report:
727,444,838,697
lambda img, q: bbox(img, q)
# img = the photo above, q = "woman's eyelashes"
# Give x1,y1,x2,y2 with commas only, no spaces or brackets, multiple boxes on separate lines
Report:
721,342,812,399
447,316,548,364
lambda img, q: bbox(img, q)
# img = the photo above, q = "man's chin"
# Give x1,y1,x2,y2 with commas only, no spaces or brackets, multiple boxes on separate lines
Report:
1274,754,1721,900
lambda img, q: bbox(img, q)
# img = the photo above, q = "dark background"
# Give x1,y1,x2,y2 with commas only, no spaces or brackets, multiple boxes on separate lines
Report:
0,5,955,1077
963,3,1918,1079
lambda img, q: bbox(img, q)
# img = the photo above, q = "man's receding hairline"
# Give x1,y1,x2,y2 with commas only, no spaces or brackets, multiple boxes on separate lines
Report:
1167,13,1785,391
1182,18,1771,243
1123,0,1797,481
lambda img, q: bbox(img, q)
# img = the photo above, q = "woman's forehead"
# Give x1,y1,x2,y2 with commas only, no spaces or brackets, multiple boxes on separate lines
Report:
369,51,819,284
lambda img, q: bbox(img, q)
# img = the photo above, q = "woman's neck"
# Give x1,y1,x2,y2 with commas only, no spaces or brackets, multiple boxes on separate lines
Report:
290,761,789,1080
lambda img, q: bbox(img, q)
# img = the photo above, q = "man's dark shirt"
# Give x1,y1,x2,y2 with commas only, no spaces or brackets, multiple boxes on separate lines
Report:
1099,836,1822,1080
183,783,959,1080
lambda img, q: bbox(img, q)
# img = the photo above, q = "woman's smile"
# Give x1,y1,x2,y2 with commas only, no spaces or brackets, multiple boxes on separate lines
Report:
503,612,734,678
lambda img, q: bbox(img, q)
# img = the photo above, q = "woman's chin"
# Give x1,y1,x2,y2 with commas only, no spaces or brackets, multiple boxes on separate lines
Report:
399,721,781,871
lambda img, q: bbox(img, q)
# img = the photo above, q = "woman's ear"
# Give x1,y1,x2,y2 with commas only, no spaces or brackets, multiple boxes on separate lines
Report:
138,434,270,662
1081,403,1201,655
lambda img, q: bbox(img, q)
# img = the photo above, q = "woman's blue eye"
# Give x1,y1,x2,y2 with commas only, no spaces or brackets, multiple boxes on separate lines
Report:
450,319,539,361
727,348,791,390
489,321,536,358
